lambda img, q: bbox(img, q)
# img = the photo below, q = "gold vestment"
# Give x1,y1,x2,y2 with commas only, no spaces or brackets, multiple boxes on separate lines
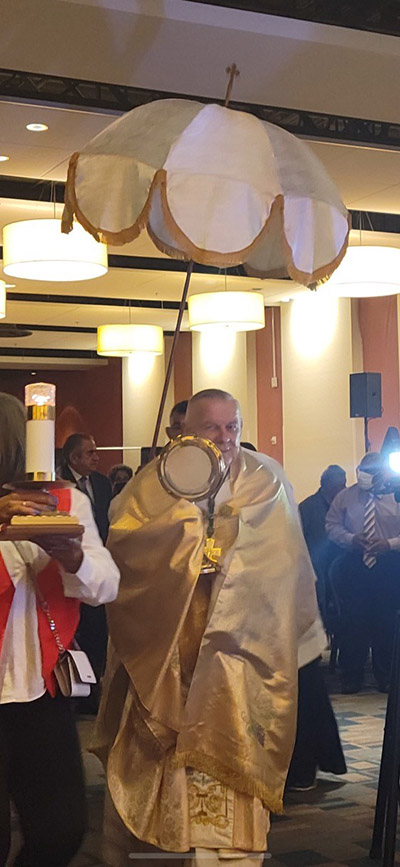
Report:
92,449,318,853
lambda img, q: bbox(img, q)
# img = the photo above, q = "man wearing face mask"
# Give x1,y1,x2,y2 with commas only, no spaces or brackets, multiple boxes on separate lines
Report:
326,452,400,693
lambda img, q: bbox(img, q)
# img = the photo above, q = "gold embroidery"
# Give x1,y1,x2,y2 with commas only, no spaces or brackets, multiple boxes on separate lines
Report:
188,771,230,830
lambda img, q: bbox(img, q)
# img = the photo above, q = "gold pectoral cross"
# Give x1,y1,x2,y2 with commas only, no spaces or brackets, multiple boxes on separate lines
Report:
204,537,221,564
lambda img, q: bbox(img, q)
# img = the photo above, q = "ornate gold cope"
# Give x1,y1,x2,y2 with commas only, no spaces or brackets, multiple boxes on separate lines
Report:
92,449,319,851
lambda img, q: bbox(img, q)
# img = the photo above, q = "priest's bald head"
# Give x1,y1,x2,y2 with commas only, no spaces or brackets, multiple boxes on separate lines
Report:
183,388,242,467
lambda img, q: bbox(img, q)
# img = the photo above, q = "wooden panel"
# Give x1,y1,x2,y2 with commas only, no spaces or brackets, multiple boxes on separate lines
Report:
174,332,193,404
0,359,123,473
358,296,400,452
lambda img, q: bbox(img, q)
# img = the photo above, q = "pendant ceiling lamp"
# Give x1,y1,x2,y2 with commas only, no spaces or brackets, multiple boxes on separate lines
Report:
97,324,164,357
325,245,400,297
188,290,265,331
0,281,6,319
2,219,107,282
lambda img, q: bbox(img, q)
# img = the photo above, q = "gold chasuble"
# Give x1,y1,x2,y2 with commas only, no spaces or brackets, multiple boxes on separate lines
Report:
92,449,318,856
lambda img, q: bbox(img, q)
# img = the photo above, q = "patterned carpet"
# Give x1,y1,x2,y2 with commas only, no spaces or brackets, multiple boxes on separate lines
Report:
7,674,396,867
268,690,389,867
68,684,393,867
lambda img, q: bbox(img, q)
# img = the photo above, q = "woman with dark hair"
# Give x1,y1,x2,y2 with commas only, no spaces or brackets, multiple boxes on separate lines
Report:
0,392,120,866
108,463,133,498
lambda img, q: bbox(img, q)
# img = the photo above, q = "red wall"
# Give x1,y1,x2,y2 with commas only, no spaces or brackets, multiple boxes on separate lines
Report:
0,359,122,474
358,296,400,451
255,307,283,464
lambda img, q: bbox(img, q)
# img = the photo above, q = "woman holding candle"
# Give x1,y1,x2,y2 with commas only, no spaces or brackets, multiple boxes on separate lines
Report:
0,392,120,867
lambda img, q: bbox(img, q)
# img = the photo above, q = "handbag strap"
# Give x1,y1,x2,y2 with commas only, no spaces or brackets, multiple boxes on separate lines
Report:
13,542,66,657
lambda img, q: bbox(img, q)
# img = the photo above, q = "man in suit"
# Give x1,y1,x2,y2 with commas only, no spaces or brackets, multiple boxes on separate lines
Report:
61,433,112,712
165,399,188,441
61,433,112,542
299,465,346,621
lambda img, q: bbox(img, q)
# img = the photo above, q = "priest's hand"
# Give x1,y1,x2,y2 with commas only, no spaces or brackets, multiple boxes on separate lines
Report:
0,490,57,522
34,534,84,573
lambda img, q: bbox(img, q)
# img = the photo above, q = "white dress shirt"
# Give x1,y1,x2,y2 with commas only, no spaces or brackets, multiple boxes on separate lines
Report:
326,483,400,551
0,488,120,704
69,465,95,504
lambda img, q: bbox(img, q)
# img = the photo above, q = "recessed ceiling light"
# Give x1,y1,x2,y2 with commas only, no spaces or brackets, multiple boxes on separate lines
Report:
0,155,9,162
26,123,48,132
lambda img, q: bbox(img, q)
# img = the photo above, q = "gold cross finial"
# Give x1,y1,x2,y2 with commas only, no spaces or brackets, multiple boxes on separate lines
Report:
204,537,222,563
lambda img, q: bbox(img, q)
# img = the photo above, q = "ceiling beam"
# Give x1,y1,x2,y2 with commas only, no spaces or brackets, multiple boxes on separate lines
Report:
0,346,98,358
6,292,187,310
1,68,400,148
190,1,400,38
1,179,400,253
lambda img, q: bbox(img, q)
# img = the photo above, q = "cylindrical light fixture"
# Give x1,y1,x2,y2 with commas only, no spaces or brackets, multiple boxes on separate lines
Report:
0,281,6,319
188,291,265,331
325,246,400,297
25,382,56,481
3,219,108,281
97,324,164,357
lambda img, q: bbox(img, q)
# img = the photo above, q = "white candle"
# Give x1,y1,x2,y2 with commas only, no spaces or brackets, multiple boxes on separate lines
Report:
25,383,56,481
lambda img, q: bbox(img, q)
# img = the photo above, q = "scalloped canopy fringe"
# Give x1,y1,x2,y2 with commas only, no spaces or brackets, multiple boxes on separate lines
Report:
62,157,351,288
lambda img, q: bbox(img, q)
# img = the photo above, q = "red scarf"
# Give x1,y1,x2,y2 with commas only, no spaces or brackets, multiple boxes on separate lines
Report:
0,488,80,697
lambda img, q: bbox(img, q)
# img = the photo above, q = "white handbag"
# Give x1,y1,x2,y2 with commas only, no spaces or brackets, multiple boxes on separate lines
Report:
53,648,96,698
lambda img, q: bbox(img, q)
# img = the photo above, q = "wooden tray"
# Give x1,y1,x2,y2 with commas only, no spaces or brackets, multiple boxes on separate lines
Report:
0,524,85,541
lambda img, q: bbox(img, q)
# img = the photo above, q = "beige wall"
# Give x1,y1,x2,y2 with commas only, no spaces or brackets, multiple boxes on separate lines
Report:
191,329,257,443
281,293,363,502
122,339,174,470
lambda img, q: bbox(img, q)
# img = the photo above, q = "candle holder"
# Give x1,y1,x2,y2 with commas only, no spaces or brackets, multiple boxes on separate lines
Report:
0,382,83,541
25,381,56,481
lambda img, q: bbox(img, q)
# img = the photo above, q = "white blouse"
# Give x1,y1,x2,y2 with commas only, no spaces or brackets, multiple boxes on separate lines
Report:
0,488,120,704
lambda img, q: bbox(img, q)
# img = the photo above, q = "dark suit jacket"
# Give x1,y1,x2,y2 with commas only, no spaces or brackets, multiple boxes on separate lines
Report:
60,465,112,543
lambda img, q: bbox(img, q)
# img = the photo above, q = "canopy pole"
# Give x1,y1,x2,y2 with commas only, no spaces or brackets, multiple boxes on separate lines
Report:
150,260,194,459
224,63,240,107
150,64,238,461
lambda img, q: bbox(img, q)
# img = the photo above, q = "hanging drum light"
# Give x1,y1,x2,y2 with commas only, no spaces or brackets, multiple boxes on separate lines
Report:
188,290,265,332
2,219,108,281
0,281,6,319
97,324,164,357
324,245,400,297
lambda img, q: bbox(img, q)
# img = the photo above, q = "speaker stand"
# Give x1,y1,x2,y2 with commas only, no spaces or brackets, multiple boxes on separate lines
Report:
364,417,371,453
370,611,400,864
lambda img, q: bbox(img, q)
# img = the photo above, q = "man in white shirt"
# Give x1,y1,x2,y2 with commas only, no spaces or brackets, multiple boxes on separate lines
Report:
326,451,400,693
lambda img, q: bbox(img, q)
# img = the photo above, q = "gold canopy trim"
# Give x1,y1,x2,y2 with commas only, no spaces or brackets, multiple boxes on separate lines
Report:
62,152,350,287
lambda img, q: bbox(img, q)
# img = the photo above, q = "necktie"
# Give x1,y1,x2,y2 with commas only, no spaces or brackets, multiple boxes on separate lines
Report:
363,493,377,569
77,476,89,497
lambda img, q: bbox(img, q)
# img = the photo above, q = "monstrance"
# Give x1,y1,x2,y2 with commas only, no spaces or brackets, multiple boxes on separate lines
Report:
158,435,228,574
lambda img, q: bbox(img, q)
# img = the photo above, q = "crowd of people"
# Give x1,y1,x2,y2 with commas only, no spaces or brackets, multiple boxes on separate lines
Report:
1,388,398,866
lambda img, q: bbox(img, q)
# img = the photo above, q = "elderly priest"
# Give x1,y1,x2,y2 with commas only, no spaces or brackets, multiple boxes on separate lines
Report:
93,389,320,867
